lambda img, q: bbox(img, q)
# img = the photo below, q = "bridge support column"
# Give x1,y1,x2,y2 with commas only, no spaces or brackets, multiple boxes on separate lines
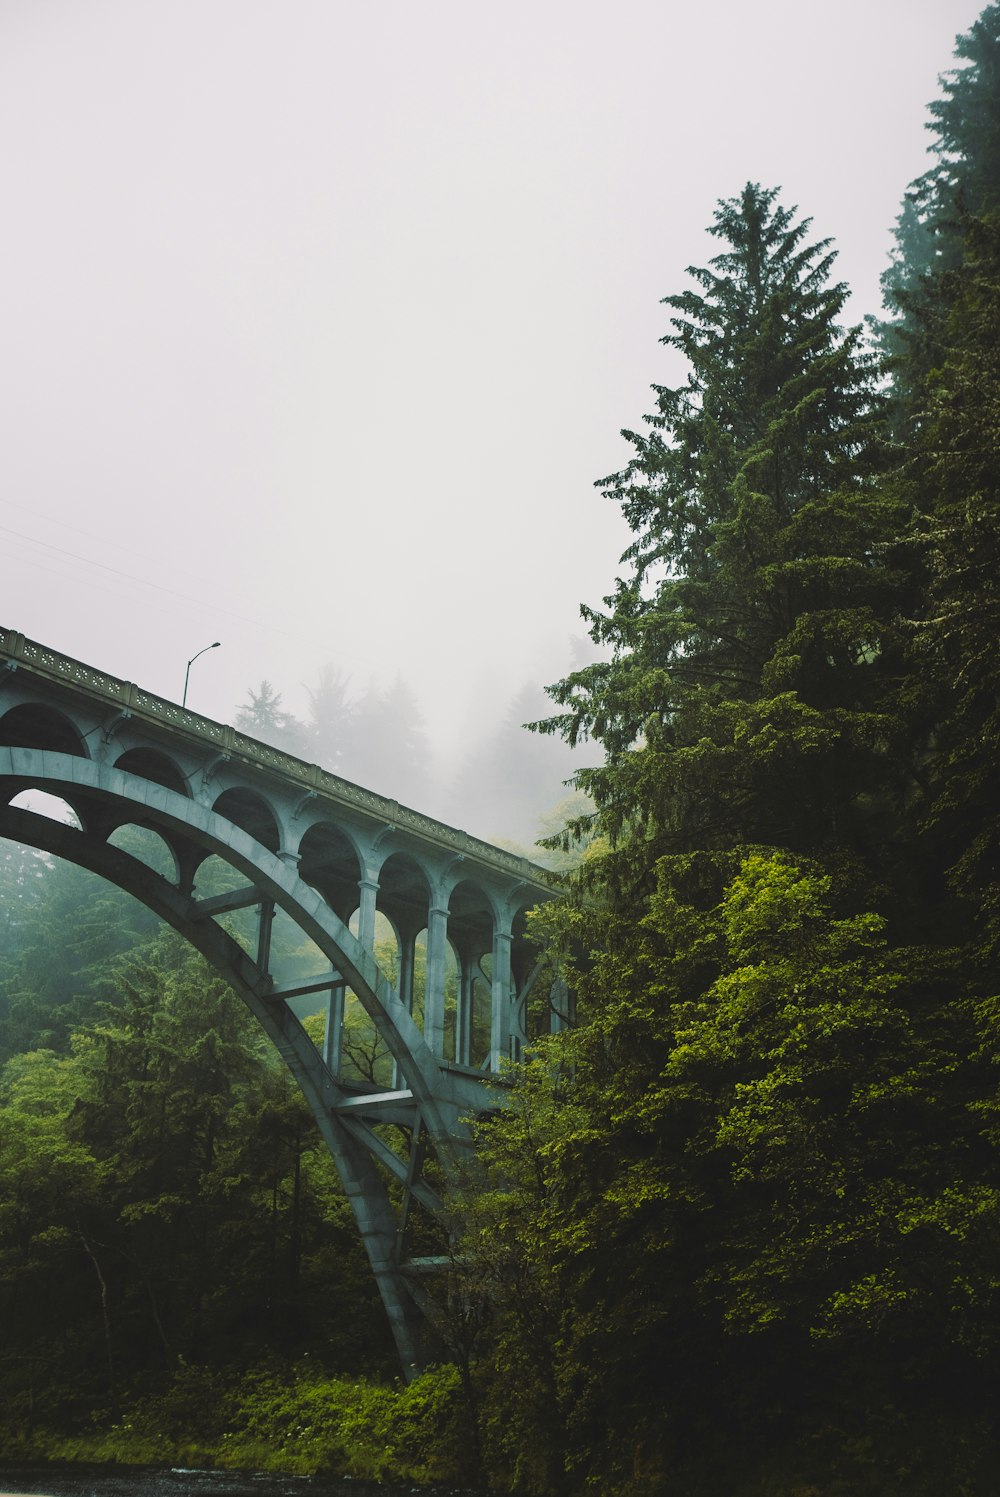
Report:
392,924,419,1087
423,904,449,1057
357,875,379,951
456,945,475,1067
398,925,417,1013
490,921,513,1070
324,976,346,1076
257,899,275,972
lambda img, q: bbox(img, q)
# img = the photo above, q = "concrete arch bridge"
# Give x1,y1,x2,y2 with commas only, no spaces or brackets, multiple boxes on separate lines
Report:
0,628,565,1371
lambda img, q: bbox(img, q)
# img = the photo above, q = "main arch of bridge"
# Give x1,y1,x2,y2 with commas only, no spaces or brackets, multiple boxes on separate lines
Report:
0,629,562,1373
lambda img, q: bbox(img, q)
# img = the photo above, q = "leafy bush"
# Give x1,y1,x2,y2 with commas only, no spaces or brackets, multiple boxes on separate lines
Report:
25,1359,475,1486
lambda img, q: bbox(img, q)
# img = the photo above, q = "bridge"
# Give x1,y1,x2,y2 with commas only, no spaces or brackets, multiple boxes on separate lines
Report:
0,627,565,1372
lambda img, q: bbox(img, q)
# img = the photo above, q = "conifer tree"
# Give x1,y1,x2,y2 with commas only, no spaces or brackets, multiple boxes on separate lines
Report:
305,663,356,773
235,680,307,756
906,211,1000,954
463,182,1000,1490
880,5,1000,406
878,5,1000,952
540,184,908,899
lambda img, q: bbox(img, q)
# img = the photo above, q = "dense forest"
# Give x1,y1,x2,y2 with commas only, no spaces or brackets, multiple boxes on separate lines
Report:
3,8,1000,1492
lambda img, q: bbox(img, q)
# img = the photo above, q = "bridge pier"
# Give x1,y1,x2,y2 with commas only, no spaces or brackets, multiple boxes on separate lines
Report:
323,975,347,1074
490,923,513,1068
423,903,449,1058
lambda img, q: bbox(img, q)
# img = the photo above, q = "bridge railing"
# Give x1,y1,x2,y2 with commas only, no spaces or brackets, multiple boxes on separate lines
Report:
1,626,554,891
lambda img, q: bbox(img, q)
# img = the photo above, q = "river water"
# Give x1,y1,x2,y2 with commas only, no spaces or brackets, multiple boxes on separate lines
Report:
0,1465,479,1497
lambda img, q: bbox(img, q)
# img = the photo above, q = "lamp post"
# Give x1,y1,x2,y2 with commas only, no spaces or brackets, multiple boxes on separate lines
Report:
182,641,221,708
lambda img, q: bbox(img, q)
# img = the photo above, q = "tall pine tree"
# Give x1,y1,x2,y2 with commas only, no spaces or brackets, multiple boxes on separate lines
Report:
540,184,910,904
459,173,1000,1496
880,5,1000,412
875,5,1000,953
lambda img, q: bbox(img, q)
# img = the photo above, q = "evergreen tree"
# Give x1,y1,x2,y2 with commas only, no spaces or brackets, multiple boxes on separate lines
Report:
924,3,1000,223
0,933,392,1432
344,675,431,804
874,6,1000,956
906,217,1000,954
235,680,307,756
879,6,1000,410
454,174,1000,1493
461,854,999,1493
0,840,49,985
0,851,160,1064
450,682,578,845
539,184,908,904
304,663,356,774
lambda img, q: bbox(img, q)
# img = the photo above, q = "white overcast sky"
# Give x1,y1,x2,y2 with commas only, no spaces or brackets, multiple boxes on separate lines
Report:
0,0,981,808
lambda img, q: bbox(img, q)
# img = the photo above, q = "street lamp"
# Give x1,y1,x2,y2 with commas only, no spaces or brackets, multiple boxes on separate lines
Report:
182,641,221,708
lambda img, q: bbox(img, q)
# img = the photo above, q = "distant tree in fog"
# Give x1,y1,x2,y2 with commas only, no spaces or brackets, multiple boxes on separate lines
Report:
450,682,578,844
879,5,1000,398
305,664,355,774
235,680,307,756
345,675,431,805
235,669,433,805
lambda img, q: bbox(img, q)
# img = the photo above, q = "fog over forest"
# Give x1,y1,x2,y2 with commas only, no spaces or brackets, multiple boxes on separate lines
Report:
232,664,590,850
0,0,977,852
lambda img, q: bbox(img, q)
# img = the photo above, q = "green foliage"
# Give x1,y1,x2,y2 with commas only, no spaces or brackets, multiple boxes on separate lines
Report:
879,6,1000,415
887,4,1000,276
458,33,1000,1490
0,840,161,1062
459,854,1000,1493
903,213,1000,955
31,1360,473,1486
0,841,49,981
0,872,393,1445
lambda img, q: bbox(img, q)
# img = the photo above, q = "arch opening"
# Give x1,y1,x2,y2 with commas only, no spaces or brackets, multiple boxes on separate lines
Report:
186,852,263,958
106,823,179,882
298,821,362,922
114,747,189,797
471,954,492,1069
376,853,431,937
338,908,396,1089
212,787,280,853
0,703,88,757
7,787,83,830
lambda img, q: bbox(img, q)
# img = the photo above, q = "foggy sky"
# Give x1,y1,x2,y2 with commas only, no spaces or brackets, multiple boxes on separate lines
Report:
0,0,980,836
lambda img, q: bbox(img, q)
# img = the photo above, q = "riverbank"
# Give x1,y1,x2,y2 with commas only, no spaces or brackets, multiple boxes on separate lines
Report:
0,1462,479,1497
0,1363,478,1492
